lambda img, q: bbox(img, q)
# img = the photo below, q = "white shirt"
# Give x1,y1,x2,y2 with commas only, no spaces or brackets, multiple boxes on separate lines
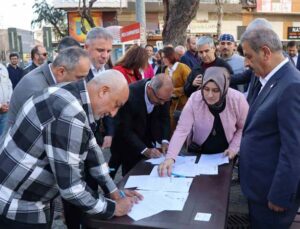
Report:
0,63,12,107
144,82,154,114
167,62,179,77
259,58,289,93
48,64,57,84
91,64,106,78
292,55,298,66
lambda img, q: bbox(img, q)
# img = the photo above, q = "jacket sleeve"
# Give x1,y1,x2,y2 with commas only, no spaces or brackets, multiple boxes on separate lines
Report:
166,95,195,160
184,68,200,97
227,93,249,153
230,69,253,86
268,83,300,208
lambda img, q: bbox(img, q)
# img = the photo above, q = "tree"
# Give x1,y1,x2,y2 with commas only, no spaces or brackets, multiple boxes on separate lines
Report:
162,0,200,46
78,0,97,34
215,0,223,38
32,0,67,39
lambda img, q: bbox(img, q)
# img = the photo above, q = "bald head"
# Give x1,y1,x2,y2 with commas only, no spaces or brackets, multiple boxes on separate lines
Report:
87,70,129,119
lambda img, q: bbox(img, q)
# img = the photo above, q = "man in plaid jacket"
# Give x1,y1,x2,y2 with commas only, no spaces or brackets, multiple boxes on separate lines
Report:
0,70,141,228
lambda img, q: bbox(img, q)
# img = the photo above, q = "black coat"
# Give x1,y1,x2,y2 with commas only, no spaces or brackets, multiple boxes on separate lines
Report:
111,79,170,174
184,57,233,97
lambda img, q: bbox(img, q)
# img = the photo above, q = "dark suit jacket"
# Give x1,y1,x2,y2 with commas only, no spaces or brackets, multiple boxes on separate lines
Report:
86,68,115,140
296,55,300,71
240,61,300,208
111,79,170,174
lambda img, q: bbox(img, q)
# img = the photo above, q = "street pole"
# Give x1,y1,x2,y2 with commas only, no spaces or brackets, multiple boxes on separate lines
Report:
135,0,146,46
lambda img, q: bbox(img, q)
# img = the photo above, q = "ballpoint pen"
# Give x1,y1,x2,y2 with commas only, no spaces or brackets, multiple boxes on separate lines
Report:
171,172,186,178
119,190,126,199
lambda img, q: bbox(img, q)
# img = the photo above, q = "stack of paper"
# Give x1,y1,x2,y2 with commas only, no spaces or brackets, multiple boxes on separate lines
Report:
146,155,196,165
198,153,229,166
128,190,189,221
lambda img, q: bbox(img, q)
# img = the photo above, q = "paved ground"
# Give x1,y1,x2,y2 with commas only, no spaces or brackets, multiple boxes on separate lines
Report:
52,149,248,228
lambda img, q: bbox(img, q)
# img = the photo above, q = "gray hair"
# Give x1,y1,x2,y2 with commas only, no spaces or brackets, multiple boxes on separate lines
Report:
52,47,89,71
149,73,172,92
86,27,113,44
246,18,273,31
197,36,215,48
175,45,186,53
241,28,282,53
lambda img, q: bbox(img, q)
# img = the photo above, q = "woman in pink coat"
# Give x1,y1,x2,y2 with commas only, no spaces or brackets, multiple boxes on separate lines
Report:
158,66,249,176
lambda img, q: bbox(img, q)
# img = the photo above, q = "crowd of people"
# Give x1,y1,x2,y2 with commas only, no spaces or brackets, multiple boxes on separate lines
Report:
0,17,300,229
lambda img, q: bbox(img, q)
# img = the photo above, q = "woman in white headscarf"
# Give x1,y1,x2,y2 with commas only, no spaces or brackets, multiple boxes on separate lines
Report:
158,66,249,176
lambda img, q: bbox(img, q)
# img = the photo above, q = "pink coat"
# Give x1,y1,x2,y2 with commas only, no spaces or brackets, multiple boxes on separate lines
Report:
166,88,249,160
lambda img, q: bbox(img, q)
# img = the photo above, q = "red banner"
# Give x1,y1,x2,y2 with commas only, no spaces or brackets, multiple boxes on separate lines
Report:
120,23,141,42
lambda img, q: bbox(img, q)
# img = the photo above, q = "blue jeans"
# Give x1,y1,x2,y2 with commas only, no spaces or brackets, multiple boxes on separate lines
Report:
0,112,8,136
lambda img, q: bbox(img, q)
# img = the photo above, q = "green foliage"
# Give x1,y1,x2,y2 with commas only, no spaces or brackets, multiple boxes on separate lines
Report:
31,0,68,38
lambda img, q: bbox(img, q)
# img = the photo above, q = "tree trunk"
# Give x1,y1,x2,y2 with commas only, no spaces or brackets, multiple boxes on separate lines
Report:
216,0,223,38
162,0,200,46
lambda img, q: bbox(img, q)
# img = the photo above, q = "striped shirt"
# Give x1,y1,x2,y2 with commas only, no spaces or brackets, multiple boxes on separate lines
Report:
0,80,117,224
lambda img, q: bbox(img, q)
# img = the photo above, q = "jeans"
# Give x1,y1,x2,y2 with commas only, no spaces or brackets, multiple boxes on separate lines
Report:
0,112,8,136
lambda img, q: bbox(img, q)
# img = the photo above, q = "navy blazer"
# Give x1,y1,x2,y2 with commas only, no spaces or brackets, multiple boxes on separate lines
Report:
239,61,300,208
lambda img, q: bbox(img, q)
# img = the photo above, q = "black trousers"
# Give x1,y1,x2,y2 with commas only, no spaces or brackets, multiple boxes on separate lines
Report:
0,215,49,229
248,200,299,229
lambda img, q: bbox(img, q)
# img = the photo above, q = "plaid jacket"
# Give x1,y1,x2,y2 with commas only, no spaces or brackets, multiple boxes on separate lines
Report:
0,80,117,224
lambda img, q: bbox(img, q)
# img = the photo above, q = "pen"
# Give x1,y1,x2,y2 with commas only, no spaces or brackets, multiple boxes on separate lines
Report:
119,190,126,199
109,168,115,172
171,172,186,178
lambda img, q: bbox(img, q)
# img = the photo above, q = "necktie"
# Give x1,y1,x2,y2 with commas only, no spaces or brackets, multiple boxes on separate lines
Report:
290,57,296,66
250,79,262,105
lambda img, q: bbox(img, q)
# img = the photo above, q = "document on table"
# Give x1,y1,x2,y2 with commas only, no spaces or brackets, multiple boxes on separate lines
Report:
128,190,189,221
124,175,193,192
146,155,196,165
150,163,218,177
198,152,229,166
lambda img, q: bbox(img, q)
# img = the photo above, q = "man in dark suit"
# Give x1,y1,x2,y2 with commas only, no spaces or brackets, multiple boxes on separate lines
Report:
239,26,300,228
287,40,300,71
110,74,173,176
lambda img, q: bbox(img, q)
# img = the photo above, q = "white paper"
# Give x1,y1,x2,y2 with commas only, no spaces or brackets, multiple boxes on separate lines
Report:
124,175,193,193
194,212,212,221
198,153,229,166
146,155,196,165
128,190,189,221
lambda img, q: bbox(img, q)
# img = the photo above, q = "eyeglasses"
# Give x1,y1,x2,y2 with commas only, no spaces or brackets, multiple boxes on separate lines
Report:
151,87,171,102
38,52,48,57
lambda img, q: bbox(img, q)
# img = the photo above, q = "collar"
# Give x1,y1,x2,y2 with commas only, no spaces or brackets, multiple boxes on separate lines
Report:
48,63,57,84
167,62,179,76
259,58,289,90
91,64,106,77
144,81,154,113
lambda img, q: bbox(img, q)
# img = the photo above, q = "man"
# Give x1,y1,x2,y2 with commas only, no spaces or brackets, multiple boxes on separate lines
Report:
110,74,173,176
84,27,115,149
145,44,155,68
0,63,12,136
4,47,90,134
0,70,142,228
23,45,48,76
57,36,81,53
180,36,200,70
287,40,300,70
219,33,246,91
184,36,233,97
7,52,23,89
175,45,186,60
239,27,300,228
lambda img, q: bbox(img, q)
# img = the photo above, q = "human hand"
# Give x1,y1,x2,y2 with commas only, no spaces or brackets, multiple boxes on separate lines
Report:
161,143,169,154
101,136,112,149
268,201,287,212
224,149,237,160
114,196,134,216
158,158,174,177
0,103,9,113
124,189,144,203
144,148,162,158
192,74,202,88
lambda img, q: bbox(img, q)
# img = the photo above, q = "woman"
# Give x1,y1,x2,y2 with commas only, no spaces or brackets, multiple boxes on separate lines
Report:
158,66,249,176
113,45,148,84
161,46,191,132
